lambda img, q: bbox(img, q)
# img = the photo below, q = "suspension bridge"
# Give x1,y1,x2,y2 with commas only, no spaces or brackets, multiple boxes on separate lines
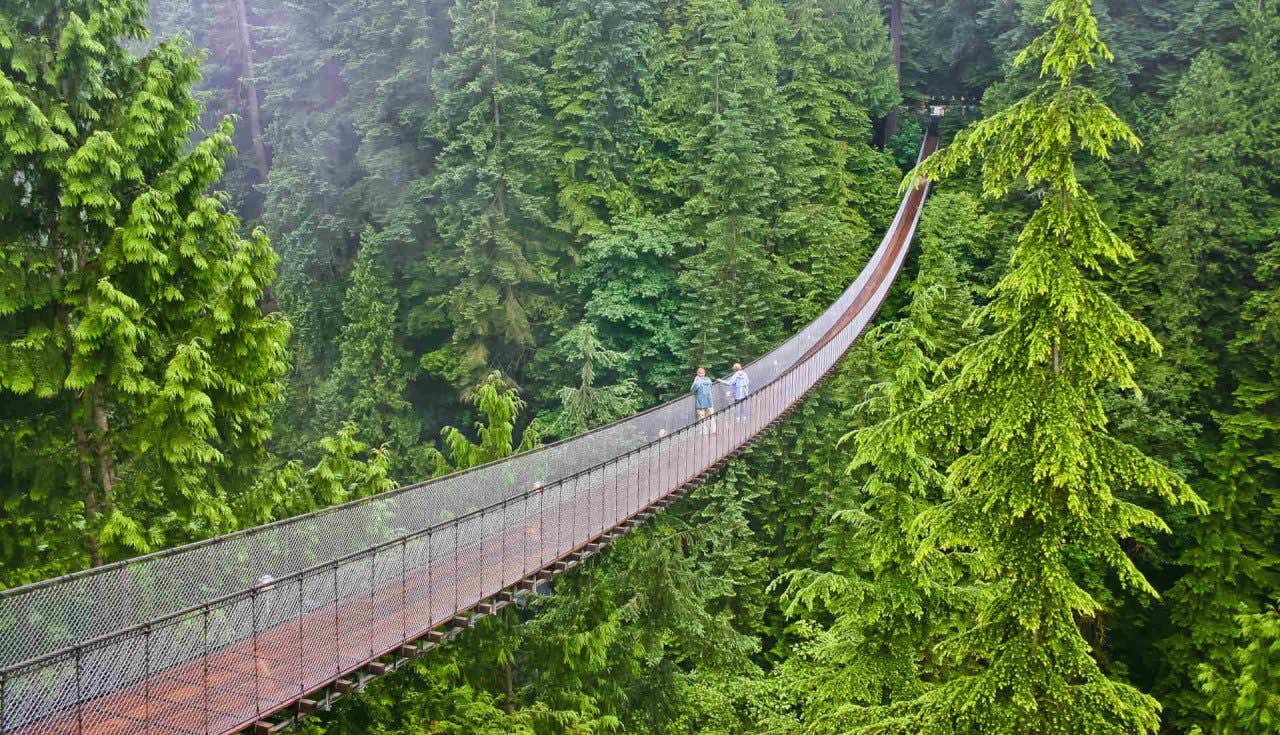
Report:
0,131,939,735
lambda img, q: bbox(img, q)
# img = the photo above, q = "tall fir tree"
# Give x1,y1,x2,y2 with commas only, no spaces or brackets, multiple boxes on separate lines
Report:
775,0,899,322
539,322,642,439
649,0,791,367
576,213,685,396
429,0,560,387
0,0,290,571
858,1,1201,731
546,0,656,240
1153,3,1280,728
315,231,421,471
778,230,975,732
253,0,451,449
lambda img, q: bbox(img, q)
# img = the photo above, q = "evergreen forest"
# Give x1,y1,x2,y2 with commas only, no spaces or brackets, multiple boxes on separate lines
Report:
1,0,1278,733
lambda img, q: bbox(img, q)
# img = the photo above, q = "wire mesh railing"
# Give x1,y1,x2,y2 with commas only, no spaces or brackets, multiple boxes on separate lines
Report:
0,134,937,735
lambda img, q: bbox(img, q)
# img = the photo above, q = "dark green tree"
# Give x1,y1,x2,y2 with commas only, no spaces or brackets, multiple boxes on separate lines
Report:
1153,4,1280,727
547,0,656,240
576,214,685,396
1193,607,1280,735
538,322,642,439
316,231,422,470
649,0,791,366
429,0,560,386
775,0,899,321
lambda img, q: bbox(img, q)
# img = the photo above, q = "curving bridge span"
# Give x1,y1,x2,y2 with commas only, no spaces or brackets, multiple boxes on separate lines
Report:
0,132,940,735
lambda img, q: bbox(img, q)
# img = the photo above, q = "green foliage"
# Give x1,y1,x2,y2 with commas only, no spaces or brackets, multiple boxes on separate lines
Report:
1150,3,1280,728
849,1,1202,731
235,424,396,526
429,0,561,386
1193,608,1280,735
316,231,423,473
653,0,791,367
537,322,642,439
0,0,290,570
547,0,655,238
431,372,538,475
252,0,451,448
11,1,1276,732
775,0,899,322
296,647,533,735
576,214,685,395
775,197,978,733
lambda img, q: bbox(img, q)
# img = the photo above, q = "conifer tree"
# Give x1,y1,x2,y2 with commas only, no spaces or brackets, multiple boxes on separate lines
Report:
1153,4,1280,727
0,0,290,567
650,0,790,366
576,214,685,395
1141,1,1280,423
547,0,656,239
778,214,974,731
430,0,559,386
775,0,898,320
431,372,537,475
316,231,421,468
862,1,1200,731
1194,607,1280,735
254,0,450,445
540,322,642,439
1163,231,1280,731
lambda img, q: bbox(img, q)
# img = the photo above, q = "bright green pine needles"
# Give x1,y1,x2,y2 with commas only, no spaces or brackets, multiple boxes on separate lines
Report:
859,1,1203,732
777,237,974,734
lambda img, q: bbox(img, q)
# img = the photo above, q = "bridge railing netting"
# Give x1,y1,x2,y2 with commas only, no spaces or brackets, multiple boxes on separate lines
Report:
0,136,935,735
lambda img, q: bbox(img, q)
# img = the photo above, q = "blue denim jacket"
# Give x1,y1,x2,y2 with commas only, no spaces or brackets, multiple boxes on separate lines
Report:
692,376,714,409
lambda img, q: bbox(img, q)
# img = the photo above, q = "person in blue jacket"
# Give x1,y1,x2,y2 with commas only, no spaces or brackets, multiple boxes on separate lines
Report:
718,363,750,421
692,367,715,432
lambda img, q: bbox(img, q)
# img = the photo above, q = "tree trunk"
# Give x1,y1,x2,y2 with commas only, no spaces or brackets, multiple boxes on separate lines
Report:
882,0,903,145
74,422,104,567
51,220,105,567
232,0,269,178
502,662,516,713
83,380,119,568
489,1,507,216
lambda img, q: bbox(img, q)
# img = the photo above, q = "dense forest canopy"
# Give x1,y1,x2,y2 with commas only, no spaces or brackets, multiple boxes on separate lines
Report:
1,0,1278,733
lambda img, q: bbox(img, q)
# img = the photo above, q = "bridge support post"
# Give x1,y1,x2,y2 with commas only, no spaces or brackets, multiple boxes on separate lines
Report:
367,548,377,662
203,606,212,735
143,622,152,735
75,642,83,735
400,537,409,649
251,586,261,720
331,563,341,679
297,578,306,698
